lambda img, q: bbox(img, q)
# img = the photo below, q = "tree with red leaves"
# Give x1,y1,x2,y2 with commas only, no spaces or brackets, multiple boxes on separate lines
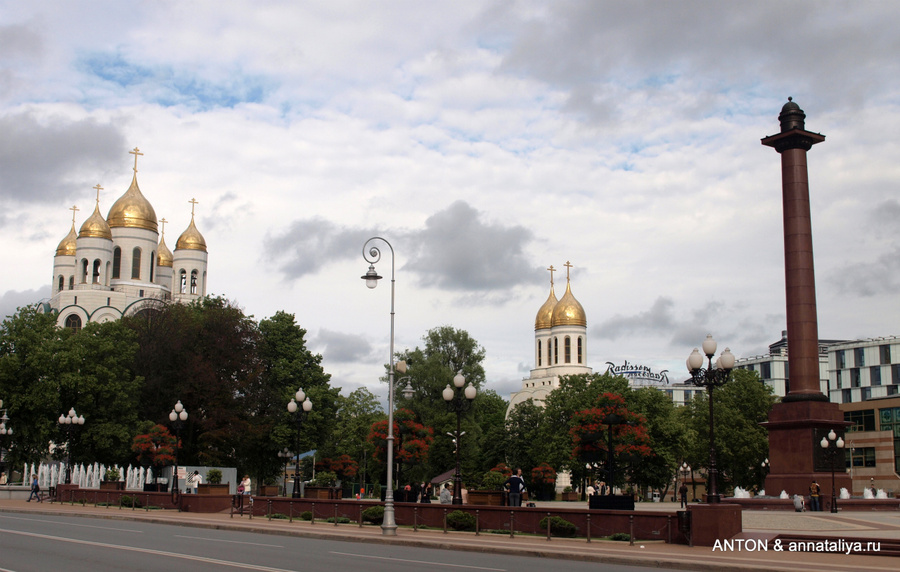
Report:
570,393,652,491
368,408,434,486
316,454,359,481
132,424,178,469
530,462,557,501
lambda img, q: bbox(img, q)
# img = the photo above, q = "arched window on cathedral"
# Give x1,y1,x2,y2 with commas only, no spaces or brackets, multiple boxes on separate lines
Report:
179,269,187,294
564,336,571,364
81,259,89,283
577,337,583,364
92,259,101,284
131,248,141,279
150,251,155,282
68,276,75,290
553,337,558,365
112,247,121,279
190,270,198,294
57,275,64,293
537,340,542,366
65,314,82,332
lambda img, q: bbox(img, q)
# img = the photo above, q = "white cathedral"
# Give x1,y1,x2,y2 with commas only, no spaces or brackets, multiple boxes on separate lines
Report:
48,148,208,329
506,262,592,417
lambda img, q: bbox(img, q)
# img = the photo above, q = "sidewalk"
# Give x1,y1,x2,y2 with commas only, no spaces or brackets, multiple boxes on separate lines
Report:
1,499,898,572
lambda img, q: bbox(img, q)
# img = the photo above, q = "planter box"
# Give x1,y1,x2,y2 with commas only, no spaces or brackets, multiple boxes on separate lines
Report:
589,494,635,511
467,490,503,506
100,481,125,491
143,483,168,493
303,486,338,500
197,483,230,495
258,485,279,496
560,491,578,501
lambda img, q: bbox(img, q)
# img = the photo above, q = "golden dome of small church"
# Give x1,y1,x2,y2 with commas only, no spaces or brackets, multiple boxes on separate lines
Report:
48,147,209,330
506,261,592,417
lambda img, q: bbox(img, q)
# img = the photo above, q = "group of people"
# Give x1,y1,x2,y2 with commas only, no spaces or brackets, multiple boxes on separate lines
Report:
586,480,610,497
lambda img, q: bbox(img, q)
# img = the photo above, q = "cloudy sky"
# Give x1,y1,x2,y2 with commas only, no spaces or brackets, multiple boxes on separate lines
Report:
2,1,900,403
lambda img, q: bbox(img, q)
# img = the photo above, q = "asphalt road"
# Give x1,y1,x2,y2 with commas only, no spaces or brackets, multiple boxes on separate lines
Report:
0,513,675,572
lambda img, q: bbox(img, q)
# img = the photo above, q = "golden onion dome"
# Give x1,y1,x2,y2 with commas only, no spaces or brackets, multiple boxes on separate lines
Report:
157,235,174,267
175,216,207,252
535,286,558,330
107,174,158,232
78,203,112,239
56,223,78,256
551,281,587,327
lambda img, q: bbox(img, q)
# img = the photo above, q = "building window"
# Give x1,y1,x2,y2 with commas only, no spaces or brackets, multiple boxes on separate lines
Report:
57,275,64,292
553,337,558,365
131,248,141,279
547,341,551,367
842,389,852,403
836,370,843,389
894,364,900,385
881,344,892,365
837,350,846,369
564,336,571,364
537,340,542,367
190,270,198,295
851,368,861,387
112,247,121,279
64,314,82,332
68,276,74,290
760,362,771,379
889,385,899,397
871,367,882,386
150,251,155,282
81,259,88,283
848,447,877,468
845,409,875,432
855,347,865,367
861,387,871,401
577,337,583,364
92,259,101,283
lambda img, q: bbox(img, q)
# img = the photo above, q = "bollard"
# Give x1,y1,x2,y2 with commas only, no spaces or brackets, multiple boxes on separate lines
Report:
267,499,272,520
145,494,150,512
249,496,254,520
443,509,448,534
334,503,338,526
413,507,418,532
311,502,315,525
667,515,672,544
475,509,480,536
106,493,110,509
509,511,515,538
546,512,551,541
629,514,634,546
358,504,363,528
586,513,591,543
289,501,293,523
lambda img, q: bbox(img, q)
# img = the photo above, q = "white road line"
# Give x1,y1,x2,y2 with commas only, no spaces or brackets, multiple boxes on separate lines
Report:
174,535,283,548
0,514,142,533
329,551,506,571
0,528,297,572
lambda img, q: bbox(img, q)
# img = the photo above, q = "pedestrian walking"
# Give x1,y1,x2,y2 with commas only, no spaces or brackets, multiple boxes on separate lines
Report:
27,474,41,502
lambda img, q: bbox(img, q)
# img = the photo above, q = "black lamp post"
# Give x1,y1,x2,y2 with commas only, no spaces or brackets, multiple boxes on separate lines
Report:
278,448,293,497
820,430,845,513
686,335,735,504
168,400,188,501
0,401,12,479
442,371,476,505
58,407,85,485
287,388,312,498
601,412,629,495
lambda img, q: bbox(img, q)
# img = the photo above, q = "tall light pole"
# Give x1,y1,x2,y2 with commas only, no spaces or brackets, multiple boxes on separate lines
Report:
820,430,845,513
0,401,12,480
361,236,399,535
601,412,628,495
168,400,188,502
681,462,692,505
58,407,85,485
278,447,293,497
287,388,312,498
686,335,735,504
443,372,476,505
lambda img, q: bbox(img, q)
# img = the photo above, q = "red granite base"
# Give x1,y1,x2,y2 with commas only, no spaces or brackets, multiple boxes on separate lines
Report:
687,503,742,547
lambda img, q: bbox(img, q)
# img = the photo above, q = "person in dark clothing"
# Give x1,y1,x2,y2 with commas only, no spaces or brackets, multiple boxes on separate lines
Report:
420,482,432,503
679,482,688,508
504,468,526,507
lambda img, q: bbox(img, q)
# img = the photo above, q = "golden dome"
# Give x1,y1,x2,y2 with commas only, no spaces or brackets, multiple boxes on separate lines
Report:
551,281,586,327
535,286,557,330
107,174,158,232
78,203,112,239
56,223,78,256
175,216,207,252
157,235,173,267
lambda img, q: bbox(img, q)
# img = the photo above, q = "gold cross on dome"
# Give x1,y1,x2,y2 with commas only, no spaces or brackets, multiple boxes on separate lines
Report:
93,184,103,204
129,147,143,173
547,265,556,286
188,198,198,216
564,261,573,281
69,205,79,223
159,217,168,237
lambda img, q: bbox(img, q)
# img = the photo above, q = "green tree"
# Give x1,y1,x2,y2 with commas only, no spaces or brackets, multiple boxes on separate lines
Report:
505,398,545,475
330,387,383,485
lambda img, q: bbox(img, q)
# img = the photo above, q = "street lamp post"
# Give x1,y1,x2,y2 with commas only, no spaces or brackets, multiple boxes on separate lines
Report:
0,401,12,479
278,448,293,497
601,412,628,495
58,407,85,485
686,334,735,504
361,236,400,535
820,430,845,513
168,400,188,502
443,372,476,505
681,462,692,505
287,388,312,498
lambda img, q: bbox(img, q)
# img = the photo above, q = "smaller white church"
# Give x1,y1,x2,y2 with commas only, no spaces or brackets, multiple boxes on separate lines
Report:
48,147,208,329
506,262,592,417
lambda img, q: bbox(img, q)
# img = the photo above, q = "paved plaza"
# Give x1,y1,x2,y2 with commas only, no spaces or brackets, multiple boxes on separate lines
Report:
1,499,898,571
